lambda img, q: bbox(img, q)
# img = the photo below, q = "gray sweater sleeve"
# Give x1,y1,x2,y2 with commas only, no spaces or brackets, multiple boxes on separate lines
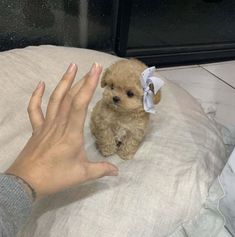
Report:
0,174,33,237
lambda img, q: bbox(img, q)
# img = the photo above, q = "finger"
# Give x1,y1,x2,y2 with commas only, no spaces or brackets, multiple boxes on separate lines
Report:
57,76,86,121
57,67,97,121
70,76,86,97
66,63,102,134
45,63,77,121
85,161,119,180
75,63,102,106
27,81,45,131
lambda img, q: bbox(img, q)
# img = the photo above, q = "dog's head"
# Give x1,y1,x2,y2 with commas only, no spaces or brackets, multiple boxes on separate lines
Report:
101,59,161,113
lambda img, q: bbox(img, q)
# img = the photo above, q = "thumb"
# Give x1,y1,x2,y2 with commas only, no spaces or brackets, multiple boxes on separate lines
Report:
86,161,119,180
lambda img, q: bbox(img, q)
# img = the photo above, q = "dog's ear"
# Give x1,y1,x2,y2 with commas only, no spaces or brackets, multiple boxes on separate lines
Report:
101,68,109,88
149,84,161,104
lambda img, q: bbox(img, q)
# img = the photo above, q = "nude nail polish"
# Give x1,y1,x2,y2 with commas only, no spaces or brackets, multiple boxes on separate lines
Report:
90,62,99,75
37,81,44,89
66,63,76,73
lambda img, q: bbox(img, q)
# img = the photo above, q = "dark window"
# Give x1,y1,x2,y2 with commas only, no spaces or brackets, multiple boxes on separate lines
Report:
1,0,235,66
0,0,115,51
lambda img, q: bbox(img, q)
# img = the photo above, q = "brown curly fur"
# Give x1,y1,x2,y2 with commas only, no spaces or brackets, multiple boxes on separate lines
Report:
90,59,161,160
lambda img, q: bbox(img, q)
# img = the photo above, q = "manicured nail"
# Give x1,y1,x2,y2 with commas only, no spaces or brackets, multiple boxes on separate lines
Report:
108,165,119,175
90,62,100,75
108,170,119,176
37,81,44,89
66,63,76,73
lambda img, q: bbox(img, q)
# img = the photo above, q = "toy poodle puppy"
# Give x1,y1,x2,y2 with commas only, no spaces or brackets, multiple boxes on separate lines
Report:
90,59,163,160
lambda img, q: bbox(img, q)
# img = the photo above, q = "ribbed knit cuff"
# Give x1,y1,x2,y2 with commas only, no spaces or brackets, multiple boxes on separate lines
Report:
0,174,33,233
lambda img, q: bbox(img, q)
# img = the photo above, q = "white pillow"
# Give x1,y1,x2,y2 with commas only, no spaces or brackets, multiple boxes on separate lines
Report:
0,45,227,237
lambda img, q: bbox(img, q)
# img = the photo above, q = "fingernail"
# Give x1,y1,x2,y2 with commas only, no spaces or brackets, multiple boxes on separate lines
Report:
108,166,119,175
90,62,100,75
37,81,44,89
66,63,76,73
108,170,119,176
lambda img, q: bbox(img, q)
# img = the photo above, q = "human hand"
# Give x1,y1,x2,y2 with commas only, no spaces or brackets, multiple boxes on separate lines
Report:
5,63,119,200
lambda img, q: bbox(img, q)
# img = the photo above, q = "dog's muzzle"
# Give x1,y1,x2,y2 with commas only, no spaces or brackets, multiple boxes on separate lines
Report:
113,96,120,103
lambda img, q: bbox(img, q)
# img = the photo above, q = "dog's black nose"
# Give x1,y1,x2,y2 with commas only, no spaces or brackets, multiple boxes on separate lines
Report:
113,96,120,103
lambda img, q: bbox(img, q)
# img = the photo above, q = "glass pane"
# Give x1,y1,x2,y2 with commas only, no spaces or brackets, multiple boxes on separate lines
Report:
128,0,235,49
65,0,114,49
0,0,114,51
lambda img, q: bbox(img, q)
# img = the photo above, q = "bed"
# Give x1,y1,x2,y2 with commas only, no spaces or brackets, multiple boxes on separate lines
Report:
0,45,232,237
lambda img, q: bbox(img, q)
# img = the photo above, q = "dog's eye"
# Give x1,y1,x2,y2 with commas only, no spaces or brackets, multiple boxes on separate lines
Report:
110,83,114,90
127,90,134,97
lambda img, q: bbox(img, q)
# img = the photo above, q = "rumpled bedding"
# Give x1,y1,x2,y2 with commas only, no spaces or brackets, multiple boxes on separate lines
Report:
169,147,235,237
0,45,229,237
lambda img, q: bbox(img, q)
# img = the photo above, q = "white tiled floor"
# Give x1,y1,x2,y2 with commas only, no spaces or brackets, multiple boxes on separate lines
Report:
202,61,235,88
158,60,235,147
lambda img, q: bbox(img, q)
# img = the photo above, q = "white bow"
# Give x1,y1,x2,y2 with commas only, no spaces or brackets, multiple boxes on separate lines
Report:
140,66,164,114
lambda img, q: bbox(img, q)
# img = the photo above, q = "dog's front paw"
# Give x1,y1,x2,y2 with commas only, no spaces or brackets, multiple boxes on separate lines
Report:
97,143,117,157
117,150,134,160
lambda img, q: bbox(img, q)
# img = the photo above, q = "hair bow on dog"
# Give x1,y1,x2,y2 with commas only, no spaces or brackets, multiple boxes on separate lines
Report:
140,66,164,114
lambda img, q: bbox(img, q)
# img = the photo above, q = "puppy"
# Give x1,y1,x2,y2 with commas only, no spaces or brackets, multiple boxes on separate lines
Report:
90,59,161,160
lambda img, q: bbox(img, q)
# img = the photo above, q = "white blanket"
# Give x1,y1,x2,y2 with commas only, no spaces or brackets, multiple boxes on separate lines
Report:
0,45,227,237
